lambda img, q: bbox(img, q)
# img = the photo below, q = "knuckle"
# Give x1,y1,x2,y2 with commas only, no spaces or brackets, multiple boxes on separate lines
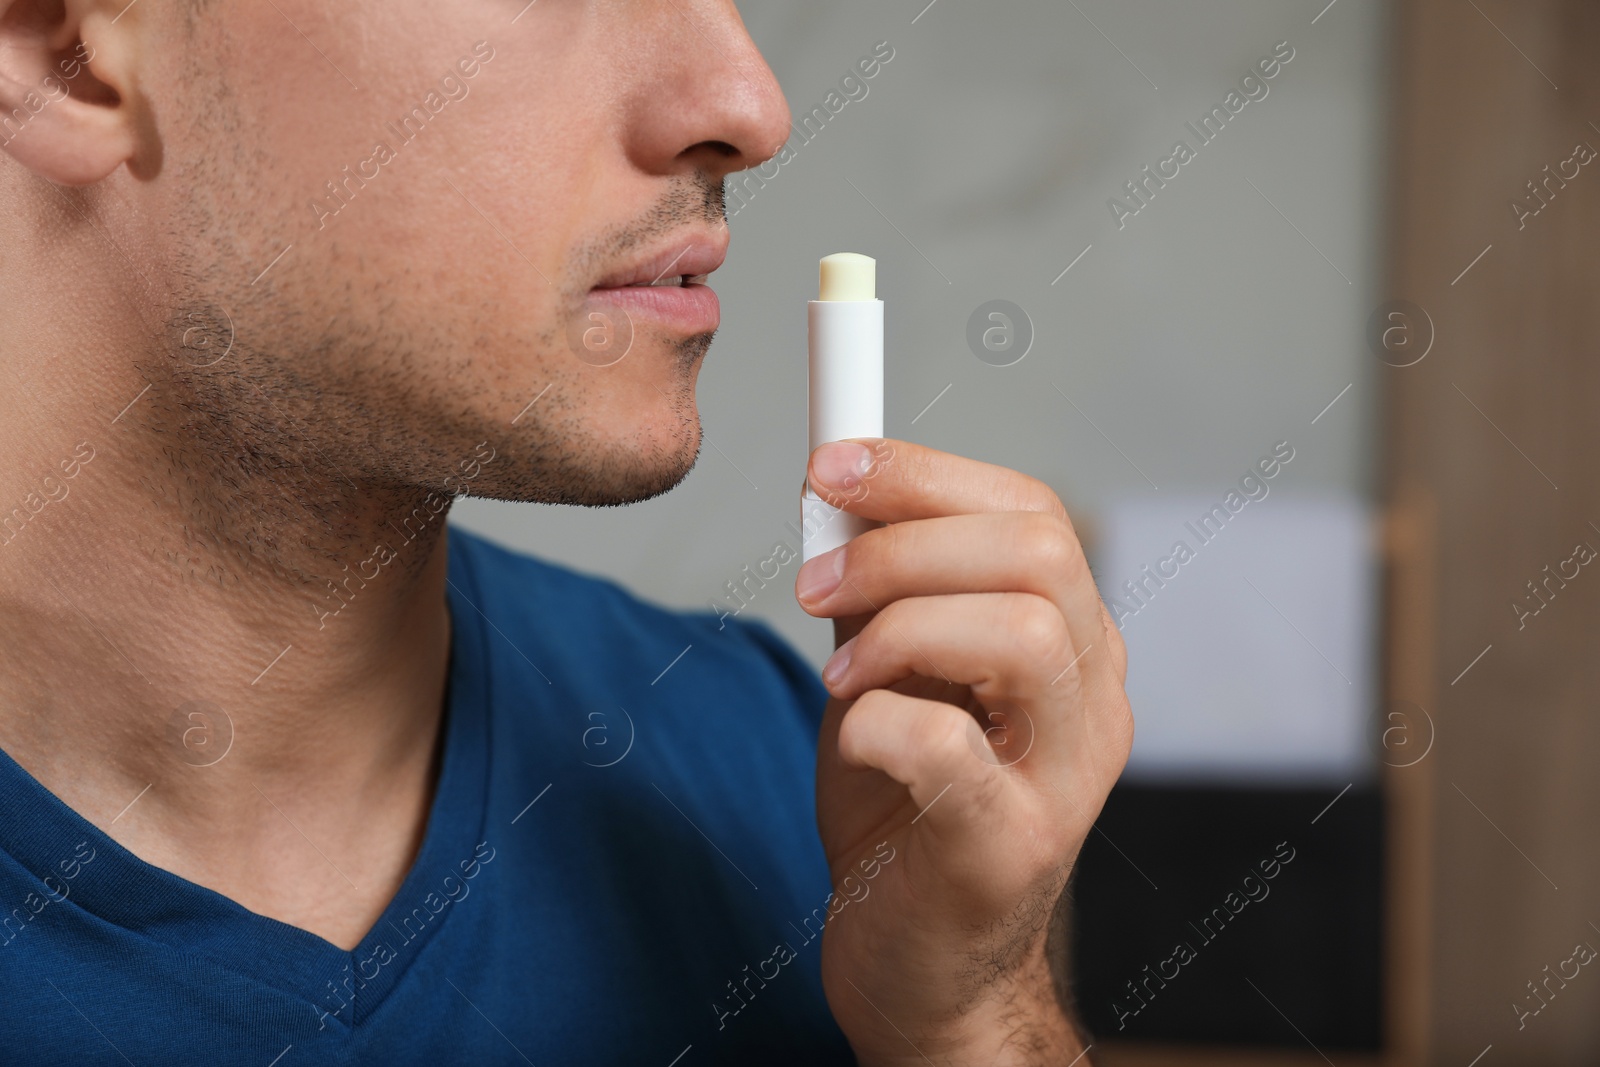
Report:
851,687,886,713
1016,513,1087,585
927,707,977,761
843,687,892,731
838,689,896,761
1096,601,1130,681
877,596,917,636
926,712,1006,799
1009,473,1068,523
1107,622,1130,680
1006,595,1070,664
1107,693,1136,764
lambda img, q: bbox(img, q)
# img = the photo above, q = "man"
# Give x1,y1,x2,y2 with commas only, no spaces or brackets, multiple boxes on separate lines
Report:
0,0,1131,1063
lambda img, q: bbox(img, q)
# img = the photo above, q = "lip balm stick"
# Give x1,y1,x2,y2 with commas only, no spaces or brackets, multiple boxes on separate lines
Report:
802,252,884,563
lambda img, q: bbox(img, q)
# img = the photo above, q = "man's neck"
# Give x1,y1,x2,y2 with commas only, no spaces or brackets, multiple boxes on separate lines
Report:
0,407,456,950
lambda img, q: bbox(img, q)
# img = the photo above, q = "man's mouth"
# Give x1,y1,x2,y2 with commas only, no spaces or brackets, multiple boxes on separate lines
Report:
591,237,727,291
614,273,711,289
586,238,727,337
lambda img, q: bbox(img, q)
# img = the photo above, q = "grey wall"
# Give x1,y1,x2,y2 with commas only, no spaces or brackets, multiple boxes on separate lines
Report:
453,0,1390,682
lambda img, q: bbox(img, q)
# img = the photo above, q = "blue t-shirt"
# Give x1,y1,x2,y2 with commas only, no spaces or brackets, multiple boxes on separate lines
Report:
0,526,856,1065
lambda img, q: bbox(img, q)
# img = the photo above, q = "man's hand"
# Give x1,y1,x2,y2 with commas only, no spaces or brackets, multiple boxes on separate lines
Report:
795,439,1132,1066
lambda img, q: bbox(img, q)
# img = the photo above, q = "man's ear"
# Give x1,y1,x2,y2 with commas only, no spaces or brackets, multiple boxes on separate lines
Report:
0,0,149,185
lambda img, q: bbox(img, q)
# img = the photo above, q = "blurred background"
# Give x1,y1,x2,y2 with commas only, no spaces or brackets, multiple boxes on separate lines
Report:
455,0,1600,1062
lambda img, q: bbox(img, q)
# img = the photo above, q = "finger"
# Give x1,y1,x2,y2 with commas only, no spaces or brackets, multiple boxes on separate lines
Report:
825,591,1131,777
1099,600,1129,684
836,688,1013,840
796,510,1112,687
806,438,1069,526
824,591,1072,702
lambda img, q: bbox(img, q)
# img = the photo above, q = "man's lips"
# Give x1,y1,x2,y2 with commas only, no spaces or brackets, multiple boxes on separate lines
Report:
587,236,727,336
591,239,727,290
586,281,721,337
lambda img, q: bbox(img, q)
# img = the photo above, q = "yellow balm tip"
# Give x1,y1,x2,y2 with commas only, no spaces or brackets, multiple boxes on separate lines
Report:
818,253,876,301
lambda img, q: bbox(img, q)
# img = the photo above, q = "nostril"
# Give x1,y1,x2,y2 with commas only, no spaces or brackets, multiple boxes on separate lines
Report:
693,140,740,159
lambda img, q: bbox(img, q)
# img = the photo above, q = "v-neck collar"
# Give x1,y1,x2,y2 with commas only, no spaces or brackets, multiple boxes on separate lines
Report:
0,531,491,1027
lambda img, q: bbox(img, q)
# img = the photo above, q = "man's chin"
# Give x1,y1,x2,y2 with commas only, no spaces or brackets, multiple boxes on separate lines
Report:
463,426,702,509
435,330,712,508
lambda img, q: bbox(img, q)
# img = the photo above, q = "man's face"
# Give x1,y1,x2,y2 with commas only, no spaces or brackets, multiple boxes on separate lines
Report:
134,0,788,510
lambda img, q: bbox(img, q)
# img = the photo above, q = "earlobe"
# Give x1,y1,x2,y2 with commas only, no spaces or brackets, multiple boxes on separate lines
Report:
0,0,146,186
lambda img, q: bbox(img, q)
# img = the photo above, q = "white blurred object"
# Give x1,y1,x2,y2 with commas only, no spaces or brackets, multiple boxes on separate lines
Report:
1100,493,1376,784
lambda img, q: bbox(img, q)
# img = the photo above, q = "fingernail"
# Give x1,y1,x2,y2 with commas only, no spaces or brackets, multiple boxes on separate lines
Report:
796,547,846,604
811,442,874,490
823,636,856,687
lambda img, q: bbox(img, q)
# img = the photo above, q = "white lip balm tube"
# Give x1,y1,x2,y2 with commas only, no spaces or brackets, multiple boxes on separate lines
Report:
801,252,884,564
